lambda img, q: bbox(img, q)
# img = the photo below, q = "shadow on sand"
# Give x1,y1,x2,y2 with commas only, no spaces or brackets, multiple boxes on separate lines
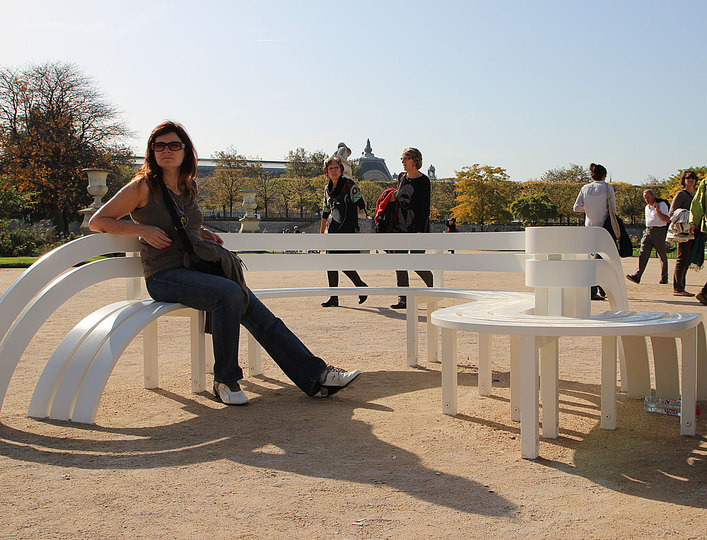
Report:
0,369,514,518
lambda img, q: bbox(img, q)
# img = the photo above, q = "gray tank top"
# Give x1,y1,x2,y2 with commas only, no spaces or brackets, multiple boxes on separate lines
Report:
130,182,203,277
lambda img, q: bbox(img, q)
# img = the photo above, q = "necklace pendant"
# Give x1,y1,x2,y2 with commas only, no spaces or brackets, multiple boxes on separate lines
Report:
181,216,188,227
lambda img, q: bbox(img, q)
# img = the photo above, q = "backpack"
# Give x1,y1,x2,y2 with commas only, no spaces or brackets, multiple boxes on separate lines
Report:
374,188,398,233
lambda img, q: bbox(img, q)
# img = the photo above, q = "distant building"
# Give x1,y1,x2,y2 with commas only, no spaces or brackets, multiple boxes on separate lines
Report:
356,139,393,182
133,157,287,179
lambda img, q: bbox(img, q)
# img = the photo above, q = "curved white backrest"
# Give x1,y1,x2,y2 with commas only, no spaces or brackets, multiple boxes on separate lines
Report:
221,231,527,252
0,257,144,412
525,226,628,311
0,234,142,415
525,259,597,289
0,234,141,344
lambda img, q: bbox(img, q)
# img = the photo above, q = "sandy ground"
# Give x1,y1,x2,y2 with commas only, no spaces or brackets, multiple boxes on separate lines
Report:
0,257,705,539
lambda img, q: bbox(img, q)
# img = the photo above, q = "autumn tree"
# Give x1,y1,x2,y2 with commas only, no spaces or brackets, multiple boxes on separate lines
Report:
287,175,322,218
452,165,518,225
661,167,707,201
247,162,281,218
0,62,131,232
613,182,644,224
208,147,249,217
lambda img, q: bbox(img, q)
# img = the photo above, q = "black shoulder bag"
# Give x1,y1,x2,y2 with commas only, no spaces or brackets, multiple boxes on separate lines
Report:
159,180,226,277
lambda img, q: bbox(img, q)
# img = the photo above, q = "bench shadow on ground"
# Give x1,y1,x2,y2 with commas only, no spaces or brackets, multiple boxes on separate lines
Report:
1,371,704,511
454,376,706,509
0,369,514,518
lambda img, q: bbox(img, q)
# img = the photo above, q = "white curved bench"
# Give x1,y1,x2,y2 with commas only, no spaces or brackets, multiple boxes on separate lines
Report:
1,231,536,423
431,226,705,459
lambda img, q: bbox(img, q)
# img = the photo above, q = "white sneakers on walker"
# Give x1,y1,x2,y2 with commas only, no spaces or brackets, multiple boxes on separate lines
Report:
213,381,249,405
319,366,362,397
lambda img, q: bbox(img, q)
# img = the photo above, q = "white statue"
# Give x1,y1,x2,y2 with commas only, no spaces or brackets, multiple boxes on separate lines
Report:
334,142,353,179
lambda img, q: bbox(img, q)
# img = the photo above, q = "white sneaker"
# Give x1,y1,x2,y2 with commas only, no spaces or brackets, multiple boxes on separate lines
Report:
213,381,249,405
319,366,361,397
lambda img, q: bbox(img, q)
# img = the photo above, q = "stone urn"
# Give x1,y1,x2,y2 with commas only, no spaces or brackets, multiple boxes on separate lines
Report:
80,168,111,234
238,189,260,233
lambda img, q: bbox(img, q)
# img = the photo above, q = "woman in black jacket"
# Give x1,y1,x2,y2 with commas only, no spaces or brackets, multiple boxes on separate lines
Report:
389,147,434,310
320,156,368,307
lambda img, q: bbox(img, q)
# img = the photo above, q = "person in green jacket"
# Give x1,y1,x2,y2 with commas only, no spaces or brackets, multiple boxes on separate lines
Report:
689,176,707,305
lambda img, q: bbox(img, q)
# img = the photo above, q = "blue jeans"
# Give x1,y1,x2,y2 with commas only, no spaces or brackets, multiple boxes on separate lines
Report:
145,267,327,395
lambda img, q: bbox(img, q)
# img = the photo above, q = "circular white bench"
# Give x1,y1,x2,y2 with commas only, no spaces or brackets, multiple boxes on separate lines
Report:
431,225,704,460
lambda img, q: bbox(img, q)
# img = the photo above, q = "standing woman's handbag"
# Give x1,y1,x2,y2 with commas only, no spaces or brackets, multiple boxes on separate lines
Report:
602,184,633,257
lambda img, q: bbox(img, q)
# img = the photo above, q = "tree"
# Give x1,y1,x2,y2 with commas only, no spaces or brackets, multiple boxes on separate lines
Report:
662,166,707,201
451,165,518,225
430,179,456,222
208,147,249,217
247,162,281,218
0,62,131,233
287,175,322,218
521,180,584,224
285,147,328,178
0,177,35,219
511,194,558,227
539,163,591,184
613,182,644,224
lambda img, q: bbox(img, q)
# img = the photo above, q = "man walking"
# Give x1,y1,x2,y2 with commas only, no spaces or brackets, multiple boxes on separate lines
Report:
626,189,670,284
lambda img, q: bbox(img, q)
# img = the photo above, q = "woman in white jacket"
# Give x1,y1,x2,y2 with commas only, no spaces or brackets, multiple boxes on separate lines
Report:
573,163,616,300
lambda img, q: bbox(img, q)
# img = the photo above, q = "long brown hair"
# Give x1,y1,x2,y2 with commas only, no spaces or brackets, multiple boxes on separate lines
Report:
138,120,198,203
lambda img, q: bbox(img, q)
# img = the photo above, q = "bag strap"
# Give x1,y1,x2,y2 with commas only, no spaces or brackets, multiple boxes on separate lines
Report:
605,183,621,239
158,180,197,258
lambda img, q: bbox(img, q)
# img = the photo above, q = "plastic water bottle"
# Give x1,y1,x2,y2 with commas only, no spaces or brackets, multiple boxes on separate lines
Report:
643,396,702,417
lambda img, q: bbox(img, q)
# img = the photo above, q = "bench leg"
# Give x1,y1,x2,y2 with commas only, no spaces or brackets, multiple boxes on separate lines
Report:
651,336,680,399
478,333,492,396
143,320,158,389
427,299,439,363
620,335,652,398
205,337,214,375
247,331,262,376
680,327,697,436
510,335,520,422
190,311,206,393
696,322,706,401
600,336,617,430
441,328,457,415
406,296,418,367
520,335,539,459
540,338,559,438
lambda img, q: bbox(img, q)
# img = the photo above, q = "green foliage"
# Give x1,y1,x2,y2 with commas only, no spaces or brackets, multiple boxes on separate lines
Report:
539,163,591,184
452,165,518,225
285,147,328,178
511,194,558,227
520,180,584,224
206,147,250,217
662,166,707,200
287,175,323,217
0,256,39,268
0,220,64,257
613,182,645,224
430,179,456,222
0,179,35,219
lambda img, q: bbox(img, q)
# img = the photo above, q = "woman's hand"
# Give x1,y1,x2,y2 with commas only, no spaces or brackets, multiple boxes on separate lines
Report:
200,227,223,245
140,225,172,249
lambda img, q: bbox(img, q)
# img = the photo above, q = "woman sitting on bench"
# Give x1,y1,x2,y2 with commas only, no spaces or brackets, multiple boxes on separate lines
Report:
90,120,360,405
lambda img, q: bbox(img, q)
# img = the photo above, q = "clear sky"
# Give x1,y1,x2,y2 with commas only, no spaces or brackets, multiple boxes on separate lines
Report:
2,0,706,183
